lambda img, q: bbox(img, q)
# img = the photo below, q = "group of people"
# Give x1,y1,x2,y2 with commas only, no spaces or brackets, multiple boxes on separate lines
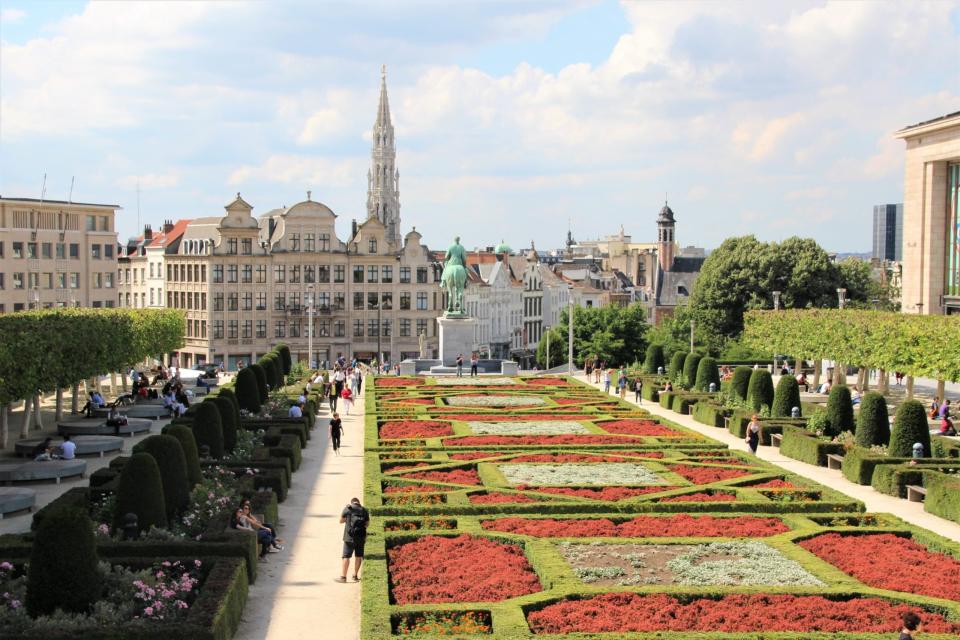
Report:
929,397,956,435
161,379,192,417
454,353,480,377
231,499,283,559
311,361,361,415
584,357,606,383
32,435,76,461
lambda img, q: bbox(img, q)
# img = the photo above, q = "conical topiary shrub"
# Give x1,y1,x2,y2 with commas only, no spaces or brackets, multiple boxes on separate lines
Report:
643,344,665,375
218,386,242,423
193,400,225,459
682,353,702,389
771,375,802,418
133,434,190,521
210,395,238,454
694,356,720,391
277,344,292,375
26,507,101,617
249,363,268,402
235,368,261,414
746,369,774,412
825,385,854,437
731,366,752,401
163,423,203,486
889,400,930,458
259,354,281,390
114,452,167,532
855,392,890,448
669,351,686,378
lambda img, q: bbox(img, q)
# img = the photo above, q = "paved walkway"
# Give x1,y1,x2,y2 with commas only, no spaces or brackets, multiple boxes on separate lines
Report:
575,374,960,542
234,391,364,640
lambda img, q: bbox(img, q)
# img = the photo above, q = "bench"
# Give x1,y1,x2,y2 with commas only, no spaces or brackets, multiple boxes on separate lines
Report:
906,485,927,502
58,417,152,438
0,487,35,519
770,433,783,448
826,453,844,470
0,459,87,485
15,435,123,458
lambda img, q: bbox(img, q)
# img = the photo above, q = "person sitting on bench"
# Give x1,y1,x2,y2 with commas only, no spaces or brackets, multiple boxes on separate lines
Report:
82,391,105,417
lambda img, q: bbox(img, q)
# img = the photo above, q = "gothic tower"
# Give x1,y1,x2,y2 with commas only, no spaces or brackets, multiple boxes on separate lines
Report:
657,201,676,272
366,65,401,245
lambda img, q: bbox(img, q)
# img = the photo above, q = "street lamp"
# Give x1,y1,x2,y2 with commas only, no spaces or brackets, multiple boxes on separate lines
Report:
545,326,551,370
30,288,40,310
871,298,880,311
837,288,847,309
306,284,315,369
567,287,574,375
772,290,781,311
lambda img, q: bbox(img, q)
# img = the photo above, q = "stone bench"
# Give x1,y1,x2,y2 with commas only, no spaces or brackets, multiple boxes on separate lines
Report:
57,417,152,438
906,485,927,502
0,459,87,485
826,453,844,470
91,405,131,419
0,487,35,519
15,435,124,458
125,404,173,419
770,433,783,448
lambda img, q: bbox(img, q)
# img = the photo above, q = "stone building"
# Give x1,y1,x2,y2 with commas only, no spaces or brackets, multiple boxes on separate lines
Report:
0,196,120,312
463,245,524,359
650,202,705,325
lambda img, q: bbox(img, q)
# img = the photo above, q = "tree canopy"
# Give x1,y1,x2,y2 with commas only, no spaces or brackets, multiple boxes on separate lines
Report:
536,302,648,368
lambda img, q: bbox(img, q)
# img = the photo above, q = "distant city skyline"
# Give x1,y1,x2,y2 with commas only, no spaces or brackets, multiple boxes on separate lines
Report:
2,1,958,253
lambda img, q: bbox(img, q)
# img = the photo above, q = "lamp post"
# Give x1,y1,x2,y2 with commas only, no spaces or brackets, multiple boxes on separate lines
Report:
567,287,574,376
30,288,40,310
690,318,695,353
306,284,315,369
376,302,382,368
837,288,847,309
772,290,781,311
872,298,879,311
545,326,551,370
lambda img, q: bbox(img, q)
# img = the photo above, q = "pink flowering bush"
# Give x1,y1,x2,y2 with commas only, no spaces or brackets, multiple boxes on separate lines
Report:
133,559,202,620
176,466,245,538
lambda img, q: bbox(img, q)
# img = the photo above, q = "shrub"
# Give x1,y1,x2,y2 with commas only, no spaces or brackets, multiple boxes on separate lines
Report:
235,368,261,414
924,470,960,524
824,385,854,437
771,375,801,418
682,353,702,389
133,434,190,520
643,344,665,374
218,386,242,423
731,366,752,401
855,392,890,448
114,452,168,532
694,356,719,391
669,351,686,377
210,395,239,453
259,354,282,390
889,400,930,458
26,507,101,617
249,363,269,401
193,400,225,459
746,369,774,412
164,423,202,486
277,344,292,374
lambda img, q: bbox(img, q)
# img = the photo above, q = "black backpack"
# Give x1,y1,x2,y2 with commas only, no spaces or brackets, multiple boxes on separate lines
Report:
348,507,367,539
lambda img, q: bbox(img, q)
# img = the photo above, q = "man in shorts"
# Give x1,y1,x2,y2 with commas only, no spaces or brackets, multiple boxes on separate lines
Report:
337,497,369,582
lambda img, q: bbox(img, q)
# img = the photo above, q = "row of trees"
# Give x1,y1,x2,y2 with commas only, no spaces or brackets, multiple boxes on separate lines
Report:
536,303,648,369
234,344,292,414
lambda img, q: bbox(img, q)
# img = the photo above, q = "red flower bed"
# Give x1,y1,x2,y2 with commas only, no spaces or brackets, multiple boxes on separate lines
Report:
384,484,446,493
516,486,672,501
598,420,683,437
445,435,632,446
659,491,737,502
482,514,788,538
380,421,453,439
798,533,960,601
525,377,567,386
388,534,541,604
389,397,435,405
669,465,752,484
401,468,482,485
450,451,501,460
509,452,662,463
748,479,797,489
469,492,538,504
376,377,424,387
554,397,590,405
435,412,591,420
527,593,960,634
383,462,431,473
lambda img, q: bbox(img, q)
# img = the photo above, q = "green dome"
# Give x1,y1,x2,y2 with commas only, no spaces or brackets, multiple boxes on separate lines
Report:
495,240,512,254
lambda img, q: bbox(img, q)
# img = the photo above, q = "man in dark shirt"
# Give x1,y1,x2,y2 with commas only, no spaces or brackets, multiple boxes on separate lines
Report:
337,497,369,583
900,611,922,640
329,413,343,454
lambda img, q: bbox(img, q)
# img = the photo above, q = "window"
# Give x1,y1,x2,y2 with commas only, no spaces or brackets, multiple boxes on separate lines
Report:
304,265,315,283
13,273,24,289
56,243,65,259
99,216,109,231
416,292,428,310
242,238,253,255
41,243,52,259
289,233,300,251
274,293,285,311
318,292,330,308
367,265,378,283
57,273,66,289
227,238,238,254
256,292,267,310
69,243,79,259
353,292,364,310
382,265,393,283
368,239,377,253
70,273,79,289
288,292,300,310
353,319,364,337
227,293,238,311
201,321,207,338
228,320,238,339
319,319,330,337
274,321,286,338
399,266,411,283
400,292,411,310
242,265,252,283
289,320,300,338
241,320,252,339
227,265,238,283
367,292,378,309
256,320,267,338
213,294,224,311
13,242,23,259
334,320,345,337
318,265,330,283
91,273,102,289
242,292,252,310
290,265,300,283
86,215,96,231
368,319,379,337
353,265,364,283
274,265,286,283
104,273,113,288
416,318,428,337
334,265,344,283
213,320,224,339
400,318,411,336
104,244,113,259
91,244,100,259
319,233,330,251
213,265,223,283
417,267,428,283
334,292,345,310
304,234,315,252
381,292,393,309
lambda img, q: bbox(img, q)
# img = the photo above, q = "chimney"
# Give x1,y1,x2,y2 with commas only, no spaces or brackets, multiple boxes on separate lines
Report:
351,218,358,239
163,219,174,234
143,224,153,240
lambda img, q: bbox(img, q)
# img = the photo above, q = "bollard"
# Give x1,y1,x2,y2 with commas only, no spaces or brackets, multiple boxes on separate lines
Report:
912,442,925,459
122,513,140,541
709,382,717,393
791,407,800,418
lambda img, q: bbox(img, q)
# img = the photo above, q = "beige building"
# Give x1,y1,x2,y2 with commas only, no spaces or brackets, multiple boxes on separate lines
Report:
0,197,120,312
896,111,960,315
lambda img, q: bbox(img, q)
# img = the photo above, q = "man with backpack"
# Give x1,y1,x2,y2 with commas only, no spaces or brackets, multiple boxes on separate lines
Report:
337,497,369,583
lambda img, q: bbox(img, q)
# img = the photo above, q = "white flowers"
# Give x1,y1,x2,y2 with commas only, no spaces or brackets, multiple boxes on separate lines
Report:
468,421,590,435
498,463,668,486
445,395,547,407
433,377,516,386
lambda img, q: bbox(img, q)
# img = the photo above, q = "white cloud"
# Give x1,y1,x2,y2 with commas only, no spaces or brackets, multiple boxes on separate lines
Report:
117,173,180,190
1,8,26,23
228,155,361,188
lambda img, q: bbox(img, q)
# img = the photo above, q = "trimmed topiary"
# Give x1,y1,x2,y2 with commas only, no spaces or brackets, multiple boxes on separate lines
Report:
694,356,720,392
133,434,190,521
771,375,802,418
210,395,238,453
277,344,292,374
825,385,854,437
114,452,167,532
731,366,752,401
889,400,931,458
669,351,686,378
235,368,261,414
259,354,281,389
218,386,242,420
682,353,702,389
746,368,774,412
643,344,665,375
26,507,101,617
164,423,202,486
249,363,269,401
193,400,225,458
855,392,890,448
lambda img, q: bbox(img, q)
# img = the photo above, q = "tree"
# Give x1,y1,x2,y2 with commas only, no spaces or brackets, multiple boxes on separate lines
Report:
535,325,567,369
114,452,167,532
235,368,261,413
730,366,752,401
855,392,890,448
537,303,648,368
193,400,225,458
582,330,624,367
643,344,665,374
825,385,854,437
27,507,101,617
210,395,238,453
669,351,686,379
133,434,190,521
276,343,292,374
681,353,702,389
746,369,774,412
694,356,719,391
249,363,268,402
771,375,801,418
889,400,930,457
163,423,202,486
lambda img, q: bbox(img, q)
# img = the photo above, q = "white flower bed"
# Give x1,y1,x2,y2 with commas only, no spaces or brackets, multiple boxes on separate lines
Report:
668,541,824,586
499,463,667,486
433,377,516,386
468,421,590,435
445,395,546,407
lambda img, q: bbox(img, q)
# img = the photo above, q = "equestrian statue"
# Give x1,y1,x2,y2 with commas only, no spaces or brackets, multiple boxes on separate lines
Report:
440,236,468,317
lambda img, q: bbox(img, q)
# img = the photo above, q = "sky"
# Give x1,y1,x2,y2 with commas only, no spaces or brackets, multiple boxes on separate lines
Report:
1,1,958,253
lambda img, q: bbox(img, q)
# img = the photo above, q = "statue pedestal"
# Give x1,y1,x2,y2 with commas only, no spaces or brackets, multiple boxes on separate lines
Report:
437,316,477,366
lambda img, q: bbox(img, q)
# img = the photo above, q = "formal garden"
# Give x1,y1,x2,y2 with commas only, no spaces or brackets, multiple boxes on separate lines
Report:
360,374,960,638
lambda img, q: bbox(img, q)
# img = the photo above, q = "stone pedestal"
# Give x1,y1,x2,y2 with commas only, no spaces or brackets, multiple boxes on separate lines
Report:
437,316,477,366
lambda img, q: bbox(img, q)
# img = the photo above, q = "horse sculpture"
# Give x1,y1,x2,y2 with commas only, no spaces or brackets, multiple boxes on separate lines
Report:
440,236,468,316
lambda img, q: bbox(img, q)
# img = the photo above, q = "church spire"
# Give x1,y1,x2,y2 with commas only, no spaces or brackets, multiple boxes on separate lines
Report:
367,65,401,244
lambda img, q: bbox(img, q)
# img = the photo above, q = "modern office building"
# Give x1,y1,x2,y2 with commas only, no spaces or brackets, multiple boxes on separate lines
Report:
872,203,903,262
0,196,120,313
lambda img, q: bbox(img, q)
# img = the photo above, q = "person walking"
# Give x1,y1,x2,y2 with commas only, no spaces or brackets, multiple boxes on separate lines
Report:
470,353,479,377
618,368,627,399
330,413,343,454
456,353,464,377
337,497,369,583
340,386,354,415
328,379,338,412
603,369,612,394
634,376,643,404
899,612,922,640
745,414,762,454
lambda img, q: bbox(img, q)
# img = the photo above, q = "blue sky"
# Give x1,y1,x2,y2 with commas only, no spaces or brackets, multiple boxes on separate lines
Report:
1,1,958,252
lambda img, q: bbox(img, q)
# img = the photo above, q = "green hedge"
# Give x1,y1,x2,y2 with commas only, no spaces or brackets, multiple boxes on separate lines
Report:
26,506,101,617
668,351,685,377
890,400,931,457
746,368,774,412
643,344,665,374
235,368,261,414
855,392,890,447
730,366,752,401
771,375,801,418
114,452,167,531
924,470,960,524
694,356,719,391
132,434,191,521
779,424,845,467
682,352,702,389
691,401,729,428
825,385,853,437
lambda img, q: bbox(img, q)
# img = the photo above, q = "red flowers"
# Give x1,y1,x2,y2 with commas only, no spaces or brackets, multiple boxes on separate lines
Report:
482,514,789,538
598,420,683,437
450,451,501,460
668,464,752,484
388,535,541,604
748,479,797,489
798,533,960,601
527,593,960,634
436,413,592,421
509,452,662,463
524,377,567,385
469,492,538,504
444,435,632,446
515,486,672,501
400,468,482,486
376,377,424,387
659,491,737,502
380,420,453,439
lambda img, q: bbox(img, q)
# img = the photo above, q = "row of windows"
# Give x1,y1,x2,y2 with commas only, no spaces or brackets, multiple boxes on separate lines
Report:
0,300,114,314
207,317,431,341
167,263,207,283
167,291,208,310
523,295,543,317
208,264,434,285
4,241,104,260
1,271,110,290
